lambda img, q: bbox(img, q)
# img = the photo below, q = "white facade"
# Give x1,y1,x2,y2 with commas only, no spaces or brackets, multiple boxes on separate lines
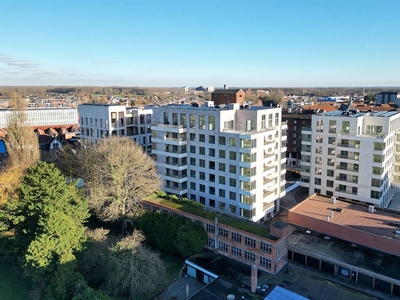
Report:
151,102,287,222
78,104,153,154
0,108,78,128
300,109,400,208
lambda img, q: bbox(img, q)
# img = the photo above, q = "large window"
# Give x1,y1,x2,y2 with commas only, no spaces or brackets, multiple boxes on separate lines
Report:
208,115,215,130
245,251,255,262
342,121,350,134
199,115,205,129
260,242,272,253
189,114,195,128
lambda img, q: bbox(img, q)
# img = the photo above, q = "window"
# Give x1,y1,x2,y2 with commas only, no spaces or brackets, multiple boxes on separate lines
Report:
260,242,272,253
199,172,205,180
327,169,334,177
218,241,228,252
260,257,271,268
327,148,335,156
207,237,215,247
209,186,215,195
371,178,381,187
219,163,226,171
206,224,215,233
219,189,225,197
199,159,205,167
366,125,383,135
229,164,236,174
218,201,225,210
219,136,226,145
229,138,236,147
314,178,321,185
209,161,215,169
231,246,242,257
189,114,195,128
209,199,215,207
374,142,385,151
326,180,334,187
229,151,237,160
190,182,196,190
219,150,226,159
190,158,196,166
245,237,256,248
206,134,215,144
209,148,215,157
231,232,242,243
208,115,215,130
229,191,236,201
329,120,336,133
328,136,336,145
229,205,236,214
218,228,228,238
190,145,196,154
373,154,384,163
199,147,205,155
209,174,215,182
190,170,196,178
219,176,226,184
371,190,381,199
342,121,350,134
245,251,255,262
229,178,236,187
199,134,205,142
199,115,205,129
199,184,205,192
190,133,196,141
240,194,256,204
372,166,383,175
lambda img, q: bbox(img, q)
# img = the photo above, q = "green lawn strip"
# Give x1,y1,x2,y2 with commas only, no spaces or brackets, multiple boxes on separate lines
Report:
0,262,32,300
146,197,271,238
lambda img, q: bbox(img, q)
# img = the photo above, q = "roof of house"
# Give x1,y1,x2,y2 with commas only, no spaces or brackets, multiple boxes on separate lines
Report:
212,88,243,94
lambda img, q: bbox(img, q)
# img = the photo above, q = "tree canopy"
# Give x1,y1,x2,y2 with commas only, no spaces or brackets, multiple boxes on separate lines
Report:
57,136,162,233
1,161,89,281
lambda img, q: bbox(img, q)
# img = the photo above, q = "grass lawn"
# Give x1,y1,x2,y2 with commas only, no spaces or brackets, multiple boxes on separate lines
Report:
0,262,32,300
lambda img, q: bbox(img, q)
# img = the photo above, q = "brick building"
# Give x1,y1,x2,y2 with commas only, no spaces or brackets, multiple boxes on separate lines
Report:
211,88,246,106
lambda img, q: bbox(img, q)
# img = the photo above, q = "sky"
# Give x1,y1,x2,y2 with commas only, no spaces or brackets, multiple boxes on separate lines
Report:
0,0,399,87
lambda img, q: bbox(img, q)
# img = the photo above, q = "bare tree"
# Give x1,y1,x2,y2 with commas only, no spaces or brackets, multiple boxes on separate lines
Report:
5,94,39,168
58,136,162,233
107,231,166,299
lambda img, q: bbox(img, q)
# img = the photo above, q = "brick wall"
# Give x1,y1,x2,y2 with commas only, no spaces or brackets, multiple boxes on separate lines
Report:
145,200,288,274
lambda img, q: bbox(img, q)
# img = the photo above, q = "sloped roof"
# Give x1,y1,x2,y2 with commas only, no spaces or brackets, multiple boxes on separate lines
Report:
212,88,243,94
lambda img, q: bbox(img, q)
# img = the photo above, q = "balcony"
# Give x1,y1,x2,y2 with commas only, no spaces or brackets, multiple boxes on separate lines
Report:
264,139,275,145
337,153,359,160
263,188,276,198
337,142,360,149
264,152,275,159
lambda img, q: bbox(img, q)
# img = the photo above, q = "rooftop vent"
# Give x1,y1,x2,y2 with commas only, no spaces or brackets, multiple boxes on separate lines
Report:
331,197,337,204
368,205,375,213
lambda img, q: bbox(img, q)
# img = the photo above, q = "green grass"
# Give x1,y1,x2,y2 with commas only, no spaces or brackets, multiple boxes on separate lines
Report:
146,196,271,239
0,262,32,300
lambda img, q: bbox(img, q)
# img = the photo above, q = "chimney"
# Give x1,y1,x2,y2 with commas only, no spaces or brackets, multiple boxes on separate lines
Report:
251,265,257,293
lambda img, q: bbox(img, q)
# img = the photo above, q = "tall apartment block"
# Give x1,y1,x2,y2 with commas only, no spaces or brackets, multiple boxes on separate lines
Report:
376,92,398,105
300,107,400,208
78,104,153,154
151,101,287,222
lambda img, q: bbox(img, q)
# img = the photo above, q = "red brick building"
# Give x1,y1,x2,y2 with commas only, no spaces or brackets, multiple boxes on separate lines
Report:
211,88,246,106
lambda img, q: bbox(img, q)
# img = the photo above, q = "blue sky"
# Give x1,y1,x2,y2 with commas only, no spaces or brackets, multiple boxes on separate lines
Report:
0,0,399,87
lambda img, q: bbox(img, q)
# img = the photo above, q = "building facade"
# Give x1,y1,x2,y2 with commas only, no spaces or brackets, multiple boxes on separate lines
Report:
376,92,398,105
0,108,78,128
78,104,153,154
300,108,400,208
151,101,287,222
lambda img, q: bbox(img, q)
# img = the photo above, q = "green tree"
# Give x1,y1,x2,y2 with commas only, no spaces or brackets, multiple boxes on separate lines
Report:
2,161,89,283
175,222,207,258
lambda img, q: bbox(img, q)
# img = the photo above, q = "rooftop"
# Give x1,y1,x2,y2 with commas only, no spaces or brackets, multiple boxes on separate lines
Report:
212,88,243,94
145,196,272,239
288,194,400,256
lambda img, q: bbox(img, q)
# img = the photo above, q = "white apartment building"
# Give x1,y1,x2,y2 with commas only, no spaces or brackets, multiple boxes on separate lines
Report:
300,108,400,208
78,104,153,154
151,101,287,222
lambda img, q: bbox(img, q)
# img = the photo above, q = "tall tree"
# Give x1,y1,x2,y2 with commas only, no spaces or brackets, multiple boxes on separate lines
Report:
5,93,40,168
58,136,162,234
2,161,89,282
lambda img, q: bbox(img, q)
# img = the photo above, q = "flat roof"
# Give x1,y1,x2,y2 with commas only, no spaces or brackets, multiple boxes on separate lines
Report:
288,194,400,257
290,194,400,239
